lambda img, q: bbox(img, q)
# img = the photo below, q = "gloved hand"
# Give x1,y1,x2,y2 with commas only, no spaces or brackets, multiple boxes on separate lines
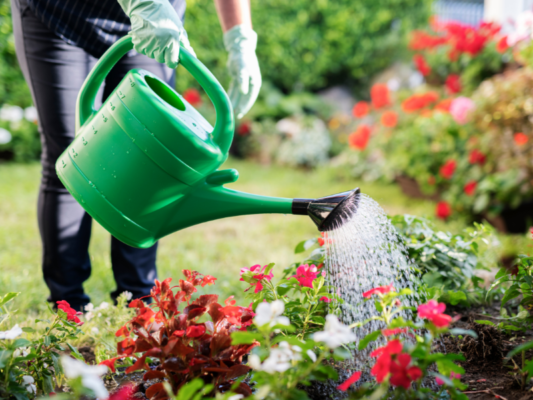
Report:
117,0,196,69
224,25,262,119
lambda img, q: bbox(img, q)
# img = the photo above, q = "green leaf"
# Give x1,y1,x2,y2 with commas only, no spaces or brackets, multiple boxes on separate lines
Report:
449,328,477,338
264,263,276,275
277,285,292,296
295,238,318,254
0,350,13,368
12,338,31,349
358,330,382,350
501,289,520,306
507,340,533,359
0,292,19,307
333,346,351,361
66,343,84,361
231,331,263,345
475,320,496,326
444,290,467,306
523,359,533,380
21,327,35,333
494,267,509,280
176,379,209,400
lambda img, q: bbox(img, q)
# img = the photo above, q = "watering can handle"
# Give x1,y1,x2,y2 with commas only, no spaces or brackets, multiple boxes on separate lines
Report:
75,35,234,155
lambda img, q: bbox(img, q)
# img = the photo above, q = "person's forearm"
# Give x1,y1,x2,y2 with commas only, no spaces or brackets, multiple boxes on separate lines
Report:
213,0,252,32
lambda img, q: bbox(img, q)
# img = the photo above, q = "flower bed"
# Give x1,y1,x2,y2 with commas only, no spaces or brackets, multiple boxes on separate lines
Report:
2,217,532,399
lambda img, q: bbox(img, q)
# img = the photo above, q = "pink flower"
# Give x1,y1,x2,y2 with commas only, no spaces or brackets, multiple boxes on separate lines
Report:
417,300,452,328
382,328,408,336
289,264,319,288
362,284,395,298
319,296,331,303
436,371,461,385
240,265,274,293
449,97,474,124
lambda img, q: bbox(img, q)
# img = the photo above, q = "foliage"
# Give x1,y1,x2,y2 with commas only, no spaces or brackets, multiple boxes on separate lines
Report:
506,339,533,391
101,271,256,400
483,255,533,334
391,215,494,303
0,117,40,162
0,293,84,399
182,0,432,94
347,287,474,399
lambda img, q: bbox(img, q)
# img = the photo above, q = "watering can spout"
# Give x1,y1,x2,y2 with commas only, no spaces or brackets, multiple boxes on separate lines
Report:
292,188,361,232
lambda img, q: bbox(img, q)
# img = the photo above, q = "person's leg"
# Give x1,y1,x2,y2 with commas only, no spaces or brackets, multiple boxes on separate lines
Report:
103,54,176,302
11,0,97,310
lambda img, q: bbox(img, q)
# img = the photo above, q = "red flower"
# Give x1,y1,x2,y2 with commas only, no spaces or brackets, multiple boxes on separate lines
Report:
469,149,486,165
237,121,251,136
56,300,83,325
108,385,135,400
348,125,371,151
100,357,122,373
240,264,274,293
409,30,447,50
370,84,390,109
370,339,402,382
445,74,461,94
436,201,452,220
439,159,456,179
319,296,331,303
183,88,202,106
413,54,431,76
380,111,398,128
389,353,422,389
435,98,453,113
363,284,395,298
289,264,319,288
417,300,452,328
337,371,362,391
464,181,477,196
514,132,529,146
201,275,217,287
402,92,439,113
497,36,509,53
185,324,206,338
382,328,408,336
352,101,370,118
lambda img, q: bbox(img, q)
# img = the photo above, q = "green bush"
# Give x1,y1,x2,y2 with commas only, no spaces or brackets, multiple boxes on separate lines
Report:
181,0,433,93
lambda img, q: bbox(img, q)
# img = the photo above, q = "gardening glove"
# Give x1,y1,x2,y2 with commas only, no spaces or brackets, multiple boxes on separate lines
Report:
117,0,196,69
224,24,262,119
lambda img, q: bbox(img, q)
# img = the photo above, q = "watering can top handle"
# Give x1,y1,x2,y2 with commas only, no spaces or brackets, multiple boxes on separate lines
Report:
76,35,234,155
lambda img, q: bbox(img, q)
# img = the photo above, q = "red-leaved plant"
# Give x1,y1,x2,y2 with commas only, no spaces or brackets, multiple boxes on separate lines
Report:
100,271,257,400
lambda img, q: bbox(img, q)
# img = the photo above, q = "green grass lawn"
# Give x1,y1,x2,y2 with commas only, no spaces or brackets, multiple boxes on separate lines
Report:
0,159,528,322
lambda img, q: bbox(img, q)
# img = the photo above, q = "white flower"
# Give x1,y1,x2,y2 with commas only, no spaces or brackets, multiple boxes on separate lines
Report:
85,303,94,312
227,395,244,400
14,347,29,358
98,302,109,310
61,356,109,399
84,303,95,321
313,315,356,349
0,105,23,123
306,349,317,362
91,327,99,335
24,106,38,123
251,341,300,374
253,300,290,327
0,128,11,145
22,375,36,394
0,324,23,340
123,291,133,301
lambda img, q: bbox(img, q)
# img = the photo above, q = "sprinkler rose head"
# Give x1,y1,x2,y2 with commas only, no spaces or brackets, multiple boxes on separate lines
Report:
292,188,361,232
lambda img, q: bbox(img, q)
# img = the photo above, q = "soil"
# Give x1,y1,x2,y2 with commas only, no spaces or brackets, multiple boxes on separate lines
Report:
445,302,533,400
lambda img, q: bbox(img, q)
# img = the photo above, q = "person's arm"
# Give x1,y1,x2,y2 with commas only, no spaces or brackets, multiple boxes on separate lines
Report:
214,0,261,119
213,0,252,32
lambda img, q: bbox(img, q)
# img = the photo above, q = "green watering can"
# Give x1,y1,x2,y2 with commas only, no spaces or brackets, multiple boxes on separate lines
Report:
56,36,360,249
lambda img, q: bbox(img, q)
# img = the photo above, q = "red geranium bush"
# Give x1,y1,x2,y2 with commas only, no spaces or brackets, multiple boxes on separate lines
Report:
100,271,257,400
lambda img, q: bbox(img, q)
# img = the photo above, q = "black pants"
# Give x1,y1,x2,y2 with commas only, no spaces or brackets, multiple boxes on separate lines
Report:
11,0,175,310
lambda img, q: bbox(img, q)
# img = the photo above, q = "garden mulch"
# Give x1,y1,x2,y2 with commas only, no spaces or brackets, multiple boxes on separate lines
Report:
446,303,533,400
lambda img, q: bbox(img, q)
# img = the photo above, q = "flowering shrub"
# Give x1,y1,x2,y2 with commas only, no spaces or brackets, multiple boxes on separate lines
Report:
0,293,85,399
100,271,256,400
